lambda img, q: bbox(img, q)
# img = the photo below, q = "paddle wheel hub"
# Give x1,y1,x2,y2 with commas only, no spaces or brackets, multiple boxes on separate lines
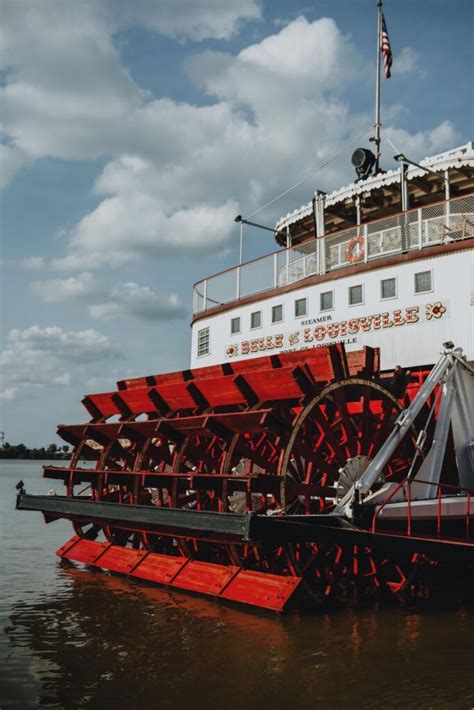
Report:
336,455,372,501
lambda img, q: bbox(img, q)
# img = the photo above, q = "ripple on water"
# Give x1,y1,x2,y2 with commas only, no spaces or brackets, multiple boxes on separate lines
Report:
2,461,474,709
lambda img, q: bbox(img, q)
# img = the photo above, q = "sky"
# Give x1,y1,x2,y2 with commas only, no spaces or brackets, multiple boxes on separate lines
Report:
1,0,473,446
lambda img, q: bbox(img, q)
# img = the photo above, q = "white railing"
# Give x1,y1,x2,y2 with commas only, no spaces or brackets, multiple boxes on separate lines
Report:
193,194,474,314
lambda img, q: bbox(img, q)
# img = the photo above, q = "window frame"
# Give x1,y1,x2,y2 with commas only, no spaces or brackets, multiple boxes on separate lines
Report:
320,290,334,312
348,284,364,307
294,297,307,318
271,304,283,324
197,327,210,357
414,269,433,294
380,277,397,301
230,316,241,335
250,310,262,330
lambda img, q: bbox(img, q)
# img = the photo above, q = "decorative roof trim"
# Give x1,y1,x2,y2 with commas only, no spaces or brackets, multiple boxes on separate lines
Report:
276,142,474,230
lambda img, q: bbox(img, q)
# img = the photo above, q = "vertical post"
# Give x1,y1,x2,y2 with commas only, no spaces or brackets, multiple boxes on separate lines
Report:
239,222,244,264
286,225,291,282
374,0,383,173
363,224,368,263
312,196,319,276
236,266,241,300
355,195,361,226
203,279,208,311
273,252,278,287
444,169,450,230
314,191,326,275
418,207,423,250
312,197,318,238
400,161,409,212
400,161,409,252
314,191,326,238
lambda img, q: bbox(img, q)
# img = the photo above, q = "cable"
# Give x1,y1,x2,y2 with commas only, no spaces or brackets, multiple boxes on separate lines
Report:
381,129,402,157
246,126,373,220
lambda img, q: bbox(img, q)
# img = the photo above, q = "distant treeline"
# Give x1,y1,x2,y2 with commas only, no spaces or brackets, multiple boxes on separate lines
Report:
0,442,70,460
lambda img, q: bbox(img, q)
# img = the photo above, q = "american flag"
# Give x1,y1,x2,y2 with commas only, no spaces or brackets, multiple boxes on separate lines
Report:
380,13,392,78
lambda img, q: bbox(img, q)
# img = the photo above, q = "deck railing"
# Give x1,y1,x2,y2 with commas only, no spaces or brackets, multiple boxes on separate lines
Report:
371,477,474,541
193,194,474,314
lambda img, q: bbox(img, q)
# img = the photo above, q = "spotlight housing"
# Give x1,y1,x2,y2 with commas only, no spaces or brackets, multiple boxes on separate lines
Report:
351,148,376,180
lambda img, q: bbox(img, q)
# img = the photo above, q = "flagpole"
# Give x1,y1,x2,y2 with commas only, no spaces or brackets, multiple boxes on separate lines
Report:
374,0,382,173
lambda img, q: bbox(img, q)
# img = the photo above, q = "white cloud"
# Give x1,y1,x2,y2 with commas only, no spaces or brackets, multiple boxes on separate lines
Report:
239,16,361,83
0,255,46,270
31,273,98,303
31,273,187,321
0,0,260,163
51,196,239,269
1,6,462,272
113,0,261,41
89,282,188,321
0,325,121,399
1,1,143,161
383,121,460,161
86,373,120,391
5,325,118,362
395,47,426,78
19,256,45,270
0,144,27,187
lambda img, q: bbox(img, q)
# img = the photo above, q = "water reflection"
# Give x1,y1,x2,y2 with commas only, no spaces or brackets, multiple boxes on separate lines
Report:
4,563,295,709
2,463,474,709
3,562,474,710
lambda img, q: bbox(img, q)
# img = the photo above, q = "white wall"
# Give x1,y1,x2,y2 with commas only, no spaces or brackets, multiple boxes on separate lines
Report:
190,249,474,372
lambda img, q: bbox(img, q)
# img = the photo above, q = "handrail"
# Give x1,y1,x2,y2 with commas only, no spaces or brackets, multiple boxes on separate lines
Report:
371,476,474,538
193,193,474,314
193,192,474,287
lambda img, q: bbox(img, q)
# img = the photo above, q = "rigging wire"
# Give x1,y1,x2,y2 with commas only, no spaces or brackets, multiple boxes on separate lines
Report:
246,126,373,220
381,129,402,157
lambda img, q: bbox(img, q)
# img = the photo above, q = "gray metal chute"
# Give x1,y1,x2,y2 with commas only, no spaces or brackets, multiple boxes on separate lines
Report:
334,344,474,517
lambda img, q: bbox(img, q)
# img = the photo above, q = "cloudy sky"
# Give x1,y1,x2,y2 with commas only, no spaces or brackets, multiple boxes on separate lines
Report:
1,0,472,446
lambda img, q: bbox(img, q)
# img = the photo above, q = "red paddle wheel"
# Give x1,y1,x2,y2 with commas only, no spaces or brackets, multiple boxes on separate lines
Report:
17,342,474,612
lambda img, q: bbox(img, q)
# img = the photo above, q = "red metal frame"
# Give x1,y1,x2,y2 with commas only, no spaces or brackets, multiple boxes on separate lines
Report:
36,343,473,611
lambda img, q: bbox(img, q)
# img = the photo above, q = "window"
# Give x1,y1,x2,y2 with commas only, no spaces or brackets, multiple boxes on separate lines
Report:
381,277,396,299
295,298,307,317
250,311,261,329
197,327,210,357
272,304,283,323
230,317,241,334
320,291,333,311
349,285,363,306
415,270,432,293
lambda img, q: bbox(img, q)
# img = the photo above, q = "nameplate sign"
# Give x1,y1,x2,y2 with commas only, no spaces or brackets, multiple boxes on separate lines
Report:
225,302,447,358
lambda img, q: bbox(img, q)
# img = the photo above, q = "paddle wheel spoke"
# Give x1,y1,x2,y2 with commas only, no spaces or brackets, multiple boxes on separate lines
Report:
280,377,417,512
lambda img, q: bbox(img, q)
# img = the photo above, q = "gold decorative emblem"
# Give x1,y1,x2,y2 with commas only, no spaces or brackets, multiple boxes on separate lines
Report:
288,331,300,346
226,344,239,357
425,302,446,320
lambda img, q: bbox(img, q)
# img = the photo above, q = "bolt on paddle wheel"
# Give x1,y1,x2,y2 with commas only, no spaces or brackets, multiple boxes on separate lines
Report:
20,342,439,611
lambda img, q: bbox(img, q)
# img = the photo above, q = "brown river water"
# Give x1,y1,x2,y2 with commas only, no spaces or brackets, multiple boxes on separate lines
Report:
1,460,474,710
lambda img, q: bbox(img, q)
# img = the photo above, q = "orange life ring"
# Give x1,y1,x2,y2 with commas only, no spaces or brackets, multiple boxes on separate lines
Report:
345,235,365,263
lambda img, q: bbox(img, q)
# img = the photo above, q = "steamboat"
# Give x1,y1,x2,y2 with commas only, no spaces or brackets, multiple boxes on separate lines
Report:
17,5,474,612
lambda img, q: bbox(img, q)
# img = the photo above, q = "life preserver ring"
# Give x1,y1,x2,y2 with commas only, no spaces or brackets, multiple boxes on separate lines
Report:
345,235,365,263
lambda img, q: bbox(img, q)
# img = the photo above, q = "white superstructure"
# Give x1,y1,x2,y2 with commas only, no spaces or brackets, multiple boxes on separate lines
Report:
191,145,474,372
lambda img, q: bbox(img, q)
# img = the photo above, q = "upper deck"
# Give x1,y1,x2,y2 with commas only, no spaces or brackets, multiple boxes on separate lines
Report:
193,143,474,319
193,192,474,318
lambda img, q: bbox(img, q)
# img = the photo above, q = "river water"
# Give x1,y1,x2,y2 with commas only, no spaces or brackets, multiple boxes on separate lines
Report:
1,460,474,709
